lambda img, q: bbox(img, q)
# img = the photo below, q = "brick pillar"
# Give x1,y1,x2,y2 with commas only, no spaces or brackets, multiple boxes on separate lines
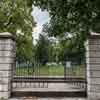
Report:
85,34,100,100
0,32,15,99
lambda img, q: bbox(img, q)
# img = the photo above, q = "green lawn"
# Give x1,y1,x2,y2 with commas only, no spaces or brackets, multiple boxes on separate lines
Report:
15,65,85,78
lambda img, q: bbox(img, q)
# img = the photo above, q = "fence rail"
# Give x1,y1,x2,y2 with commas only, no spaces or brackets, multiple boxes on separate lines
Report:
12,59,87,97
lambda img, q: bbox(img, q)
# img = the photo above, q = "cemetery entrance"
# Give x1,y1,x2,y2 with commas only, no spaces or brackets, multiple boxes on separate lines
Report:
11,37,87,97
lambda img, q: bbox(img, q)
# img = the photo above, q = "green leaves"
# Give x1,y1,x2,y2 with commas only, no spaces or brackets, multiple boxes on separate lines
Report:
0,0,35,34
0,0,35,60
33,0,100,37
16,34,33,61
35,34,50,65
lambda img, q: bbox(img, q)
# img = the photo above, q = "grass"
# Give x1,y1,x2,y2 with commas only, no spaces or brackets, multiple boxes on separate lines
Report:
15,65,85,78
0,97,7,100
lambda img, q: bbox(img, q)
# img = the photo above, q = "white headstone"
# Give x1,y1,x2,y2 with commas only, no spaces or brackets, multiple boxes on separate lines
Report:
66,61,71,68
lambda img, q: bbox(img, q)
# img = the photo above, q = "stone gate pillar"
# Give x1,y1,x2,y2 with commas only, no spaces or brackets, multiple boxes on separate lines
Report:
85,34,100,100
0,32,15,99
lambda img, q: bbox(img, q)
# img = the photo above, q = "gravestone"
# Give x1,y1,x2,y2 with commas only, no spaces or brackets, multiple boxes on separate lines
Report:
66,61,71,68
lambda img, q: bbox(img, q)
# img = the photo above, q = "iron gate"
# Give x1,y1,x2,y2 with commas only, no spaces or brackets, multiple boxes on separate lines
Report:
12,57,87,97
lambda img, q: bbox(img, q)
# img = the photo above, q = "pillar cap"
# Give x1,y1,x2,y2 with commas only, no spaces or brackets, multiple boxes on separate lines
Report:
89,32,100,39
0,32,15,40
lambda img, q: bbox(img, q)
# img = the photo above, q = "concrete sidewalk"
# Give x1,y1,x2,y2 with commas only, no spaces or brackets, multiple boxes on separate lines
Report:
9,97,87,100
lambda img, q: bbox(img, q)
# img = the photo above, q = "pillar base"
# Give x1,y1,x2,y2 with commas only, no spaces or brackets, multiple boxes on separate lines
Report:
0,91,11,99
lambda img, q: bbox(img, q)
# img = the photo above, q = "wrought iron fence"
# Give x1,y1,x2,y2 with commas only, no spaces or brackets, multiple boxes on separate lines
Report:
12,56,87,97
14,59,86,78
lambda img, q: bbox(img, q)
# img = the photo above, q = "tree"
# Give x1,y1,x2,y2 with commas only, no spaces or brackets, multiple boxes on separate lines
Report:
59,33,85,64
0,0,35,34
33,0,100,38
16,35,33,62
35,34,50,65
32,0,96,63
50,41,62,63
0,0,36,60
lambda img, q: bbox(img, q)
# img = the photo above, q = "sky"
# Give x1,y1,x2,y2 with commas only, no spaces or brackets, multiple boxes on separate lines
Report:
32,7,50,44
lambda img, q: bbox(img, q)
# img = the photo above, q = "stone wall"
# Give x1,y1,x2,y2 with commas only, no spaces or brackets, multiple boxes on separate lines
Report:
85,35,100,100
0,32,100,99
0,32,15,99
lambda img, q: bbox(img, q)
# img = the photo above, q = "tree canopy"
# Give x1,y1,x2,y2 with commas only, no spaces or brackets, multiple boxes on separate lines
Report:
0,0,36,60
0,0,35,34
1,0,99,62
32,0,100,38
